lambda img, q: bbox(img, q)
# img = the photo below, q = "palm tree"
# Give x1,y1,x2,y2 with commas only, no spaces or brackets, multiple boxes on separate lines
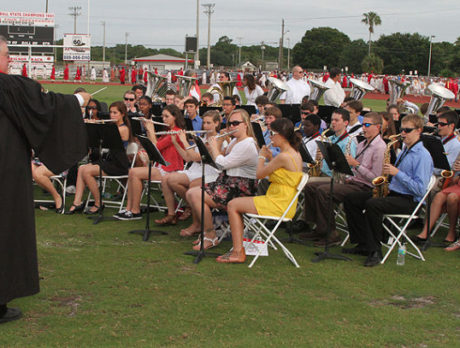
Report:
362,12,382,56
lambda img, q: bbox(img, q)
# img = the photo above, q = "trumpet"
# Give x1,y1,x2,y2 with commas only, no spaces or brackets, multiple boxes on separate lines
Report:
185,129,237,150
131,117,169,127
154,130,211,136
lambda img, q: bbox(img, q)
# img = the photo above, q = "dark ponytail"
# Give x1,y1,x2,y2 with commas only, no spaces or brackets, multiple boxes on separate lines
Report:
270,118,301,150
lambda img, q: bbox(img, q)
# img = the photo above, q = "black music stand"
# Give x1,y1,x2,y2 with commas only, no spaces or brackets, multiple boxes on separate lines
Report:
251,122,267,148
129,135,170,241
312,141,353,263
282,140,315,245
130,117,144,137
318,105,337,125
184,118,194,131
421,135,451,251
86,122,125,225
277,104,301,124
237,105,257,115
184,136,221,264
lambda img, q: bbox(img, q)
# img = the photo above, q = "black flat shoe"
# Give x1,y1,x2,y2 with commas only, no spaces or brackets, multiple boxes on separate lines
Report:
364,251,382,267
85,205,104,215
411,235,427,244
65,203,85,215
0,307,22,324
55,204,64,214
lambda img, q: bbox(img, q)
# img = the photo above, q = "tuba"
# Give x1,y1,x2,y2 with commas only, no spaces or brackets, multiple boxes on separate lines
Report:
388,79,410,105
308,79,330,103
267,77,289,102
349,78,374,101
372,134,401,198
424,84,455,119
177,75,198,98
145,72,170,102
206,81,238,106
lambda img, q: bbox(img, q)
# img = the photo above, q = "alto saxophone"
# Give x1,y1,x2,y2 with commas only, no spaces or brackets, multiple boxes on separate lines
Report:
335,133,357,183
439,152,460,189
307,128,331,177
372,134,401,198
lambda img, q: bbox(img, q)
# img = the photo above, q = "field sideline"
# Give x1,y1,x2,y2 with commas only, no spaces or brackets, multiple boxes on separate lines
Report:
2,83,459,346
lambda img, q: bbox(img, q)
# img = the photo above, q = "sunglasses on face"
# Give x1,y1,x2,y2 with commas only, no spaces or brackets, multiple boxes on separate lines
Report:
437,121,451,127
301,111,309,115
363,122,377,128
270,130,279,136
228,120,243,127
400,127,416,133
124,97,135,101
87,106,97,110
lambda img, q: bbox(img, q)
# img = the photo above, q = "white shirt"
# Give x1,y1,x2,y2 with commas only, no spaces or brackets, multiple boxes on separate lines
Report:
324,78,346,107
102,69,109,83
280,78,311,104
244,85,264,106
434,135,460,175
90,68,96,81
347,121,363,137
215,137,258,178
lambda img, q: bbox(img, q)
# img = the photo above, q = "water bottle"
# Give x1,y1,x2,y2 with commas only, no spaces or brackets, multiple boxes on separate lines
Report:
396,244,406,266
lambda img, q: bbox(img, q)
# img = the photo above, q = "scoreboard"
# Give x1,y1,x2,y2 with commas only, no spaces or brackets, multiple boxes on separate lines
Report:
0,11,54,54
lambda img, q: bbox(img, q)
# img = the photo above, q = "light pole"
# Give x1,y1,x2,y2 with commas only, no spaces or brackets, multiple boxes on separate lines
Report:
69,6,82,34
195,0,199,68
286,38,290,71
236,37,243,66
202,3,215,69
45,0,48,12
124,32,129,64
261,42,265,71
101,21,106,62
427,35,435,79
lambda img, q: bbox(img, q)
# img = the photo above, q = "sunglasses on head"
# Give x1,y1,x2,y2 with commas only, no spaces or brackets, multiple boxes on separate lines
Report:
228,120,243,127
400,127,416,133
124,97,135,101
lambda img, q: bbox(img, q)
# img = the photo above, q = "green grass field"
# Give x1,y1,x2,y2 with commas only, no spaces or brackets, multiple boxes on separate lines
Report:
2,83,459,346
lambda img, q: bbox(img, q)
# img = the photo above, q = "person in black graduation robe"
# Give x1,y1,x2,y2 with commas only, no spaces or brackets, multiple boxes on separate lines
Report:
0,40,89,323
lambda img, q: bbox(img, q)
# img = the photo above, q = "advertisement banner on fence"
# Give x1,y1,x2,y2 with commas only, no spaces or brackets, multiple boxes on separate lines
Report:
63,34,91,61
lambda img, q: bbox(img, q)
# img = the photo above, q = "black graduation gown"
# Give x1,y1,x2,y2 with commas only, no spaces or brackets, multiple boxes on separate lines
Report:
0,74,88,304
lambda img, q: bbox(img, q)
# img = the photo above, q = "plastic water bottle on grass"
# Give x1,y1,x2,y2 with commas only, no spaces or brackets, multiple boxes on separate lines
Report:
397,244,406,266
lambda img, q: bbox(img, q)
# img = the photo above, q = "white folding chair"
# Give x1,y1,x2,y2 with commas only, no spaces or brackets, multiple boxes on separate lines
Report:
380,175,437,264
335,204,350,246
86,142,139,212
243,173,309,268
34,174,68,214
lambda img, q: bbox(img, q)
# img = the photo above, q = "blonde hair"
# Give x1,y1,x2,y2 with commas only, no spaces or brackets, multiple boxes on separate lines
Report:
228,109,256,140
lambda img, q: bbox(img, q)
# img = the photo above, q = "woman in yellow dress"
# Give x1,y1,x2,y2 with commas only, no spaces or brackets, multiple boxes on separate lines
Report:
217,118,303,263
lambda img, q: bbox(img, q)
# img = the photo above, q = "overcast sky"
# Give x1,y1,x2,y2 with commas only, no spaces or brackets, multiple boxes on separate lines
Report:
6,0,460,50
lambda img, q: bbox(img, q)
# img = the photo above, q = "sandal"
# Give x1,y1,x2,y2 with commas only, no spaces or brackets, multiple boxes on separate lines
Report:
216,248,246,264
154,214,177,225
178,206,192,221
180,225,201,237
445,240,460,252
192,236,219,251
65,202,85,215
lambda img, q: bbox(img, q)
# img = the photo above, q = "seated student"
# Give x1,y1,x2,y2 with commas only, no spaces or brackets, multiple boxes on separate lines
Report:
344,100,364,137
343,114,434,267
138,96,154,119
380,111,397,140
124,90,137,114
85,99,102,120
302,114,322,169
66,102,132,214
232,94,241,106
164,89,176,106
114,105,186,220
31,160,66,213
414,158,460,248
185,109,259,250
155,110,223,228
221,96,236,125
200,92,214,107
183,97,202,131
255,95,269,116
262,106,282,157
303,113,384,247
216,118,303,263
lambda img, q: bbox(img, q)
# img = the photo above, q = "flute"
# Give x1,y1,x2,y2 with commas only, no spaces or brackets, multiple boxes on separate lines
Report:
131,117,169,126
154,130,211,136
185,129,237,150
84,119,116,124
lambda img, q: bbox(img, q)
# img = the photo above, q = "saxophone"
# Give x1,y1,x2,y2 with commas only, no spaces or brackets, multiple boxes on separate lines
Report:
372,134,401,198
439,152,460,189
335,134,357,183
307,128,331,177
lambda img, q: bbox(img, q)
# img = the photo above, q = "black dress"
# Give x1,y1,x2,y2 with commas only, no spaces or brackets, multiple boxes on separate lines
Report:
0,73,88,304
